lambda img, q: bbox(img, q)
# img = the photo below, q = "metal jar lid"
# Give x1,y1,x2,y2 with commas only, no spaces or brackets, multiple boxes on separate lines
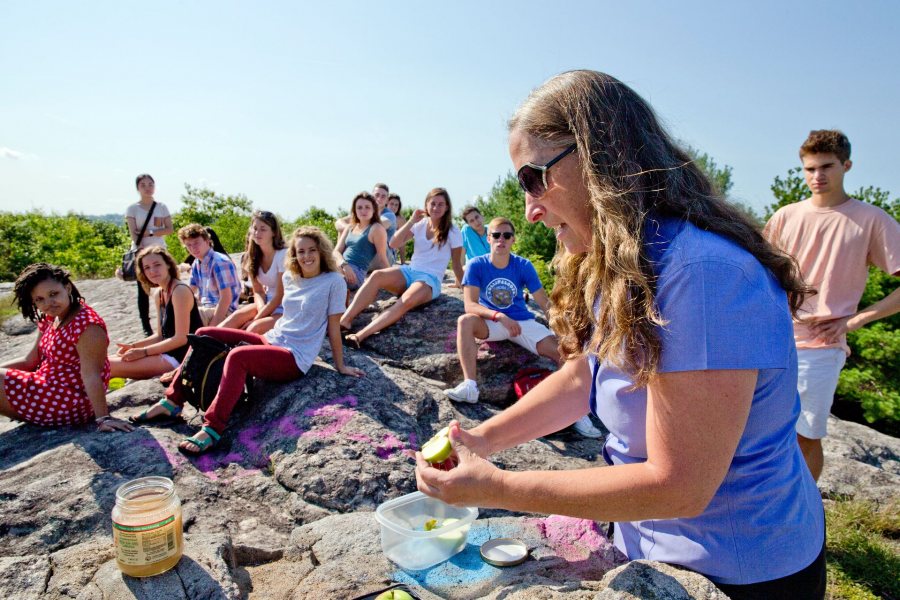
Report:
480,538,529,567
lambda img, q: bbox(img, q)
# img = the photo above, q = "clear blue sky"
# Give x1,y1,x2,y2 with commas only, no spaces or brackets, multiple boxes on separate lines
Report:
2,1,898,220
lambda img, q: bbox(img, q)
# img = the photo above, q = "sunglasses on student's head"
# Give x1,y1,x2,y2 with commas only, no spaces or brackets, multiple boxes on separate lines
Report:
516,144,577,198
490,231,514,240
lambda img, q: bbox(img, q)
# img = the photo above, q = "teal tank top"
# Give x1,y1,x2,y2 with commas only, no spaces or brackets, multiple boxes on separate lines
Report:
343,223,377,270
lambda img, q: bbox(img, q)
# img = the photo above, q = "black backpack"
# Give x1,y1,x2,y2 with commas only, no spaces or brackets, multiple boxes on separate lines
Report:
177,334,249,411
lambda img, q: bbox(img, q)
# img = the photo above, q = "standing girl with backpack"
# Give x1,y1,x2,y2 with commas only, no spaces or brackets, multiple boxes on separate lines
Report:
130,226,364,454
125,174,173,337
219,210,288,335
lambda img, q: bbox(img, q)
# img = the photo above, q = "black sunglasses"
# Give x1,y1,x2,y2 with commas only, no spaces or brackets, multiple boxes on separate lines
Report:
516,144,577,198
490,231,514,240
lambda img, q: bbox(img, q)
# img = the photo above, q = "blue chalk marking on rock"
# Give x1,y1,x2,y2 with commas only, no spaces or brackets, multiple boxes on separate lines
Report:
390,525,501,589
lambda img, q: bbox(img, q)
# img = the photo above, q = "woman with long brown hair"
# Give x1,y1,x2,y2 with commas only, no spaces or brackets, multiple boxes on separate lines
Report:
110,246,202,383
340,188,464,347
333,192,390,291
416,71,825,599
219,210,287,335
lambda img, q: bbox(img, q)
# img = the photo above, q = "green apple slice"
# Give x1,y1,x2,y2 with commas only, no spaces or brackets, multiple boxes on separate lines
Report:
375,590,414,600
421,435,452,463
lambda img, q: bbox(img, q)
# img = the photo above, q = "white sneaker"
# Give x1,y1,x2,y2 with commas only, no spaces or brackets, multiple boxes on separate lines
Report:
444,380,479,404
573,415,602,438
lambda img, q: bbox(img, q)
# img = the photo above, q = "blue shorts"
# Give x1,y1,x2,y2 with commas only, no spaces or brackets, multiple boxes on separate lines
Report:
345,262,369,291
399,266,441,300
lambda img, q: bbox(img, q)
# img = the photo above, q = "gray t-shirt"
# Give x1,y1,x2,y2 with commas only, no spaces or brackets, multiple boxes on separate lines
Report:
265,270,347,373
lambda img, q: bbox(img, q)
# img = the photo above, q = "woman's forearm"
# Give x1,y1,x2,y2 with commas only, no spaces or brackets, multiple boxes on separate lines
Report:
495,461,701,522
83,373,109,418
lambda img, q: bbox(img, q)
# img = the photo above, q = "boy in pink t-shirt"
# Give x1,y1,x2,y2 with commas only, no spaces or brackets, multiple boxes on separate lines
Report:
764,130,900,481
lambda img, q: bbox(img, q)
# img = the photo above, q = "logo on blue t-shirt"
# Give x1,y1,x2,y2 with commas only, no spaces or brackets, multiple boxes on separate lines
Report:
485,278,518,309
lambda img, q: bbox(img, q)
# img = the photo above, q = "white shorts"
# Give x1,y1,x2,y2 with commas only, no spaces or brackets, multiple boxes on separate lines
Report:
161,353,181,370
481,318,554,355
796,347,847,439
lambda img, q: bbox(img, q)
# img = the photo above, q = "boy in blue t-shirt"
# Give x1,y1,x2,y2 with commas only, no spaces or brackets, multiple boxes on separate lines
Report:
444,217,601,437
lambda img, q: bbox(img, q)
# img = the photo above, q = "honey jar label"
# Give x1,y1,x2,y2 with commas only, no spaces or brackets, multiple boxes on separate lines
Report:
113,515,179,566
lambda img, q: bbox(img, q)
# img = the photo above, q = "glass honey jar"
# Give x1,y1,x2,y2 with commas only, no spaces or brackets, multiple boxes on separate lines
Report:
112,476,184,577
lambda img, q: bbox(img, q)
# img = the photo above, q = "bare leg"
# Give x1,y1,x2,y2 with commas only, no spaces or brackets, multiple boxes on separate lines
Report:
109,355,176,379
0,369,21,419
246,314,281,335
457,314,489,381
352,282,433,343
340,268,407,330
797,434,824,481
535,335,562,366
218,304,258,330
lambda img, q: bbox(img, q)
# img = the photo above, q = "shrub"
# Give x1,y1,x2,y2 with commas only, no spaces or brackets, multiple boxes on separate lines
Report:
0,212,128,280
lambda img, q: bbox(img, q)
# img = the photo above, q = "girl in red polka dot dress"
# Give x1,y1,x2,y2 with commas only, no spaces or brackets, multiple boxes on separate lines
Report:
1,263,133,432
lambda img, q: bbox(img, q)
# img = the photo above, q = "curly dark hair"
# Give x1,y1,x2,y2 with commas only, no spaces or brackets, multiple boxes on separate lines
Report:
13,263,84,323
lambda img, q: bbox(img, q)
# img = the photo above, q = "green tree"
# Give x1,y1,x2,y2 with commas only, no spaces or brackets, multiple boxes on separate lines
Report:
287,206,339,244
767,169,900,427
165,185,255,262
0,212,128,280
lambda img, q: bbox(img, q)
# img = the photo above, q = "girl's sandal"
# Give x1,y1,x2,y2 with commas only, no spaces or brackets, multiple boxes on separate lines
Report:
178,426,221,455
129,399,183,425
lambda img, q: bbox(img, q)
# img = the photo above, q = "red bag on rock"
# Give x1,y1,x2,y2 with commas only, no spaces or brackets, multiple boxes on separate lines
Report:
512,367,553,399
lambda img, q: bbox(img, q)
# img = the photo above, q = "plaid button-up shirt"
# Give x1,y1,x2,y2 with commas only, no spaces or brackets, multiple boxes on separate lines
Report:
190,250,241,312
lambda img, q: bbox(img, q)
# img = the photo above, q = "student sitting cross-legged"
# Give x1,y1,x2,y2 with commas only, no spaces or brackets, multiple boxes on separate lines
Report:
130,226,364,454
443,217,601,438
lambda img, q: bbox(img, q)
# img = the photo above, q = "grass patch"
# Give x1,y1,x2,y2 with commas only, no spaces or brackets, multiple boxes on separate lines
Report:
825,497,900,599
0,293,18,327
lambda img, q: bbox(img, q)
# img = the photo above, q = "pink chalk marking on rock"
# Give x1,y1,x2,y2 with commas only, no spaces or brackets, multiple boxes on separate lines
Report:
375,433,406,459
194,453,221,478
348,433,373,443
443,331,456,354
302,394,358,417
301,396,360,439
527,515,610,563
408,432,418,450
237,425,265,456
275,414,303,437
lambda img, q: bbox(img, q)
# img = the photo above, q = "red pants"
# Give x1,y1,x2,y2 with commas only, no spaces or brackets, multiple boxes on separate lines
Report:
165,327,301,434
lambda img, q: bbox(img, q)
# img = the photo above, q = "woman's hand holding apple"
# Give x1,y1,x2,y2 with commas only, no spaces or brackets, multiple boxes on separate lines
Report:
415,421,503,508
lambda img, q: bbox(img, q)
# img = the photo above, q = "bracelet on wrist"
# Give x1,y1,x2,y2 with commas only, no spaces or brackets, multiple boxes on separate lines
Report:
492,311,500,322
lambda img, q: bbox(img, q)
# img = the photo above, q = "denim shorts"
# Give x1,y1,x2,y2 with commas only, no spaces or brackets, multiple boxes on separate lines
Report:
345,262,369,291
399,266,441,300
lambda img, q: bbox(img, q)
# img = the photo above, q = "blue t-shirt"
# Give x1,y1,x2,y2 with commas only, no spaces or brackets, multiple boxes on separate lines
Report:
381,208,398,264
461,225,490,261
588,217,823,585
462,254,543,321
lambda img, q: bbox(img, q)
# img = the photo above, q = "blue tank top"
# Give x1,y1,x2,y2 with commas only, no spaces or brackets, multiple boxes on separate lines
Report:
343,223,377,270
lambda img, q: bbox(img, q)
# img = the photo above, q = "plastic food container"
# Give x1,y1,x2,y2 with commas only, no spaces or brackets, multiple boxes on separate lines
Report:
375,492,478,571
